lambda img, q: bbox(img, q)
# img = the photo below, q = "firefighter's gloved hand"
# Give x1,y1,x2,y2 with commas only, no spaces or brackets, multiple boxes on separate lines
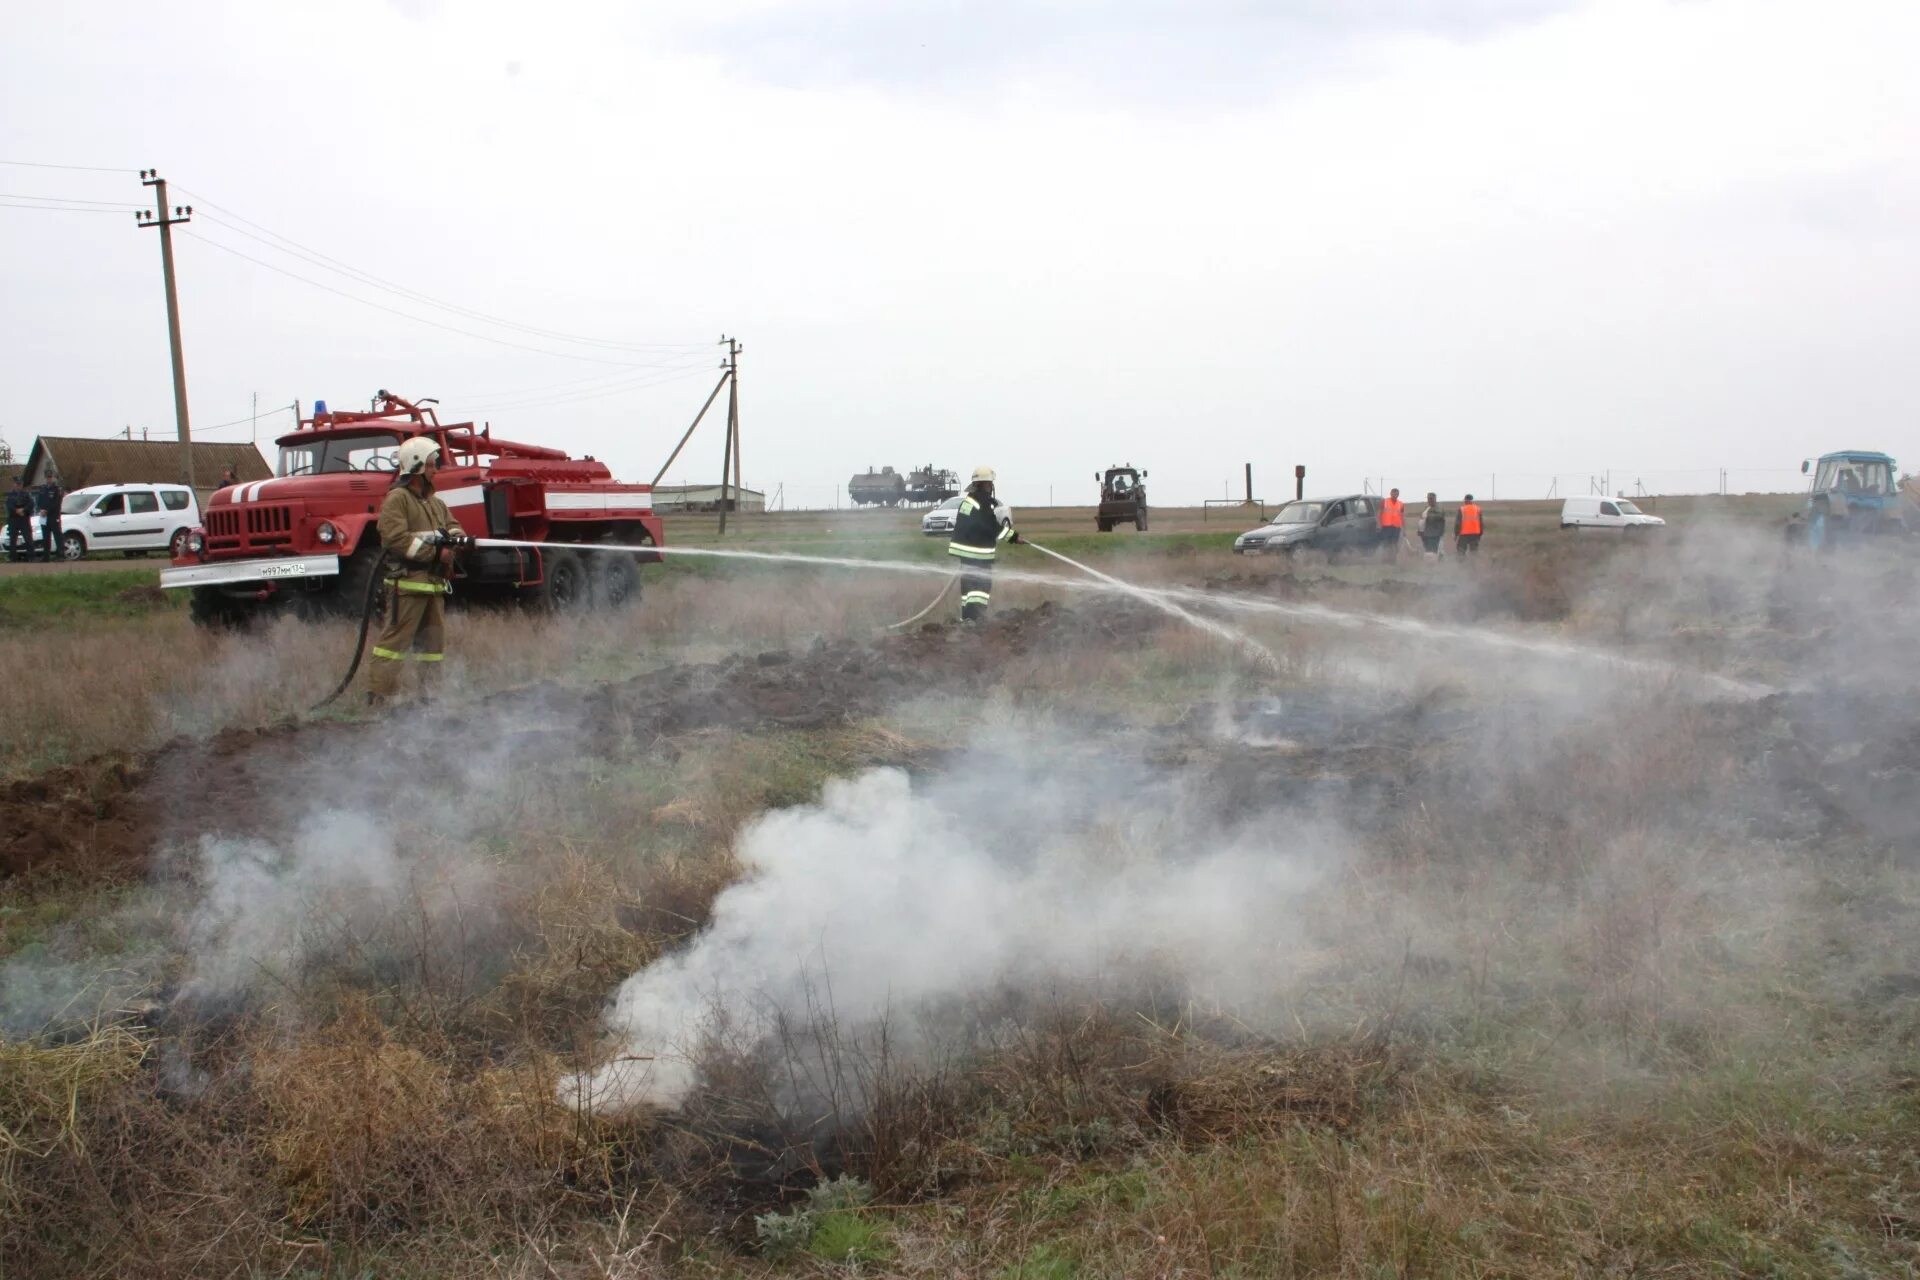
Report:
1009,531,1024,544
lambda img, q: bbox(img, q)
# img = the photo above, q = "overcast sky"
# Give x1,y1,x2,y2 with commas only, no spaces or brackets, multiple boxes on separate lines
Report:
3,0,1915,507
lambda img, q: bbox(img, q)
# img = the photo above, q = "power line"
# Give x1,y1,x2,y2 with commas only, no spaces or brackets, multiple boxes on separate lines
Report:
0,160,135,174
464,362,717,415
460,365,690,407
195,404,297,434
182,228,675,368
173,184,710,355
0,200,133,214
0,192,145,208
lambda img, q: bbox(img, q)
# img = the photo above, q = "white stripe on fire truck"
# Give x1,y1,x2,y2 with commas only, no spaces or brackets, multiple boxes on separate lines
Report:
435,485,485,509
546,492,653,512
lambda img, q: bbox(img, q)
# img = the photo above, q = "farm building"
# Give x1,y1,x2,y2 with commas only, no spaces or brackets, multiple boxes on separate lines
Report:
20,437,271,498
653,483,766,513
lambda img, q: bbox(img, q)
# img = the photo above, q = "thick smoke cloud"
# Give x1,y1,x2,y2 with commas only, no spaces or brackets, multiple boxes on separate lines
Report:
569,740,1344,1110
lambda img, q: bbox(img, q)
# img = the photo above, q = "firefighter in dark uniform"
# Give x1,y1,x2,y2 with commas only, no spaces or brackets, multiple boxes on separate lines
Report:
34,473,63,562
4,478,33,563
947,466,1018,621
367,436,471,703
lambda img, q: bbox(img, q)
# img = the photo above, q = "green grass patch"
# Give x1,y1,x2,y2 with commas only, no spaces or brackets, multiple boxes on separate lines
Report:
0,570,178,627
806,1210,896,1264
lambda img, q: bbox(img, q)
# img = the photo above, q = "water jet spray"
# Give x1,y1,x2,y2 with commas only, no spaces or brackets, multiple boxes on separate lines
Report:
443,538,1769,698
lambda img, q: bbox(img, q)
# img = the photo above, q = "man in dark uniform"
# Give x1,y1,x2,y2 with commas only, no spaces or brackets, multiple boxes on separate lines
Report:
947,466,1018,621
4,478,33,563
34,473,63,562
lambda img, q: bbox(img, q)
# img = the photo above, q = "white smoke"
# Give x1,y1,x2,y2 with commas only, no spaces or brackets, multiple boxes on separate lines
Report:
567,736,1342,1112
181,812,401,1001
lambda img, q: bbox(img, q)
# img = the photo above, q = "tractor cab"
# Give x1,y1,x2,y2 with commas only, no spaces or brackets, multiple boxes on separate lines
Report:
1094,465,1150,532
1800,450,1906,549
1100,466,1143,501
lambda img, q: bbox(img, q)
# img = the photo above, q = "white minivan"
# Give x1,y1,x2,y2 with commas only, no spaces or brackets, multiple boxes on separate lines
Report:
1560,496,1665,531
57,484,201,560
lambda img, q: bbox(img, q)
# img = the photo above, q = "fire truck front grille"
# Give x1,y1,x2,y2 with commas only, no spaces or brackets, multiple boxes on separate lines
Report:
205,504,294,552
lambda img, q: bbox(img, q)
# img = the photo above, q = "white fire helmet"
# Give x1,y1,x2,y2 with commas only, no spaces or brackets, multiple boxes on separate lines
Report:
971,466,997,484
396,437,442,477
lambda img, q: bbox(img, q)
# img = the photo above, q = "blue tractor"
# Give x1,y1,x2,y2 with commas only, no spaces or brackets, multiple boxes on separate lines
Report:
1798,450,1910,549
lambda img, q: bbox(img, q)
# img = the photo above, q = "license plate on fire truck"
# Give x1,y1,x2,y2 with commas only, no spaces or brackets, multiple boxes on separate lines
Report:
159,554,342,590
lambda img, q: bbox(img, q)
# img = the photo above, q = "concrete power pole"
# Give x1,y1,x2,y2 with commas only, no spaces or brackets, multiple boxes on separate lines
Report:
136,170,196,492
717,336,741,536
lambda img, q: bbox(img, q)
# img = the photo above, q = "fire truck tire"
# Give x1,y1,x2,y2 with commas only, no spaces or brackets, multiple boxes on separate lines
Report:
534,547,588,613
1135,511,1148,532
337,543,384,610
188,586,258,630
590,549,642,611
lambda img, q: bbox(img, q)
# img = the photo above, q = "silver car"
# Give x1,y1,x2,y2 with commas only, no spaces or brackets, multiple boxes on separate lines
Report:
921,495,963,537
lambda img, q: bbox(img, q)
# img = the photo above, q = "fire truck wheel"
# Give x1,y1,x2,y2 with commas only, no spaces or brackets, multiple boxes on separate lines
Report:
330,543,385,620
536,548,588,613
590,550,642,611
188,586,257,630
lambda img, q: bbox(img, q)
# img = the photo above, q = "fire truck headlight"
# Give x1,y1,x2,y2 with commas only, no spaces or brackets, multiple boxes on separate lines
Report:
316,523,337,545
187,531,205,555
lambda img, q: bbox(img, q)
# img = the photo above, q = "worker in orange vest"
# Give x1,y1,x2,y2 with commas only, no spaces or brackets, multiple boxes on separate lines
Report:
1377,487,1405,561
1455,494,1484,559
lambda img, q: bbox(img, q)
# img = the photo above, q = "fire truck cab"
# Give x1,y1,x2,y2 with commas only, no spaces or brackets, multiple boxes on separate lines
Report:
161,391,663,626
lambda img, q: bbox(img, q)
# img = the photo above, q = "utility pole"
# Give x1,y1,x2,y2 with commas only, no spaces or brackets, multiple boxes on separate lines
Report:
717,335,741,536
136,170,196,492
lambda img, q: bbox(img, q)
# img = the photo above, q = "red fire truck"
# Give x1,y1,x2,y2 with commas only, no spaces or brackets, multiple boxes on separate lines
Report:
161,391,663,626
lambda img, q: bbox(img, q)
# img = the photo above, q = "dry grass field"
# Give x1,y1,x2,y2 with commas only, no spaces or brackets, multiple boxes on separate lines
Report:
5,493,1918,1278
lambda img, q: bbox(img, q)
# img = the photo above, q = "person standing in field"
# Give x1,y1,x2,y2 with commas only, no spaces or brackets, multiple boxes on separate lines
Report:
948,466,1019,621
4,478,33,563
1378,487,1405,560
34,472,62,562
1455,493,1484,559
367,437,470,705
1419,492,1446,560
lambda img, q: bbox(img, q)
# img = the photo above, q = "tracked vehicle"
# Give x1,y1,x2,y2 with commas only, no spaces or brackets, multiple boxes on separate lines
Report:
161,391,662,626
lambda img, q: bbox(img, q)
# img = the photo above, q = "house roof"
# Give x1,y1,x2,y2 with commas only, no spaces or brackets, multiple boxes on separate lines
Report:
21,437,272,489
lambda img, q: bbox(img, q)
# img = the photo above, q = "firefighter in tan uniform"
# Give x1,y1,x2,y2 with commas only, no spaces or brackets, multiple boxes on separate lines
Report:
367,437,471,703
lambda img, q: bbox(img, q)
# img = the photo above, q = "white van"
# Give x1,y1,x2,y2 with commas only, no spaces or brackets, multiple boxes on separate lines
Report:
1560,496,1665,531
57,484,201,560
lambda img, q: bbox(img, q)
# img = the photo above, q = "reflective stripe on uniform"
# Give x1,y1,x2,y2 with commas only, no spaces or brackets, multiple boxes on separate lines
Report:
948,543,997,560
392,578,451,594
372,646,443,662
960,591,991,605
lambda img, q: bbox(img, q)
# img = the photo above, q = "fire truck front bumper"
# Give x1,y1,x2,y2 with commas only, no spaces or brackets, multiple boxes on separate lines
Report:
160,554,342,591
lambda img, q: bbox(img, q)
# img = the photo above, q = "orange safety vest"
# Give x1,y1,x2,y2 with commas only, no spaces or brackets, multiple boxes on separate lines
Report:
1459,503,1483,536
1379,497,1404,529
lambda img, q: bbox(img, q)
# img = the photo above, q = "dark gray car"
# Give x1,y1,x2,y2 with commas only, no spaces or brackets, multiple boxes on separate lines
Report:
1232,495,1395,559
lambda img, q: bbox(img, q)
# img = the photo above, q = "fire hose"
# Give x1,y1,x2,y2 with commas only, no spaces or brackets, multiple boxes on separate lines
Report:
310,563,389,711
312,530,1272,711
